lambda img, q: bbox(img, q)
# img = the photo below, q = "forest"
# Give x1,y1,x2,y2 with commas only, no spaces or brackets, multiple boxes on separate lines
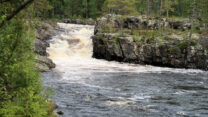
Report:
33,0,208,20
0,0,208,117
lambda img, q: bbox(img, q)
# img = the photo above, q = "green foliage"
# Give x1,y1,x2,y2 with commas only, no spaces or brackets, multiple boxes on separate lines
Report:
101,24,119,33
0,0,55,114
47,0,105,19
168,46,181,53
169,40,197,53
0,18,51,117
102,0,137,15
134,0,208,18
178,41,197,50
21,0,208,21
178,42,189,50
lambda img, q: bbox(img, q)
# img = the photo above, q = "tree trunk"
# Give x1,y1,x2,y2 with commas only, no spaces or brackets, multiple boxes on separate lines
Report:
166,10,169,18
189,0,196,40
146,0,150,18
146,0,150,32
0,0,12,4
160,0,163,16
86,0,90,18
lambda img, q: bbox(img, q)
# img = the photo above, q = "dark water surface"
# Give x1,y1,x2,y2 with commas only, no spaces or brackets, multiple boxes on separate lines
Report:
43,70,208,117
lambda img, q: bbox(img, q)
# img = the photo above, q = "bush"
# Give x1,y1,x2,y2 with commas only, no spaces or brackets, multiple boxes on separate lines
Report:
0,19,51,117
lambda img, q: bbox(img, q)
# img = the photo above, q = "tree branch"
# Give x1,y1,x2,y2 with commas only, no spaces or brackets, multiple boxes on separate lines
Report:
0,0,12,4
0,0,34,28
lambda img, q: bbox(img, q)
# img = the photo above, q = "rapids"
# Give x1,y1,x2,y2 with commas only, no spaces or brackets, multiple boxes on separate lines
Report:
43,23,208,117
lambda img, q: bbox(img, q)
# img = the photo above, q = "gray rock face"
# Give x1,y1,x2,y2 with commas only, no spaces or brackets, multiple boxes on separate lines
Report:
34,22,57,72
93,15,208,70
92,34,124,61
94,15,204,35
36,22,56,41
34,39,49,56
35,56,56,72
93,33,208,70
117,37,138,61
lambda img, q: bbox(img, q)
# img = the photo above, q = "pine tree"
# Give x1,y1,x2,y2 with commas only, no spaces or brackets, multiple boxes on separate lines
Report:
103,0,137,15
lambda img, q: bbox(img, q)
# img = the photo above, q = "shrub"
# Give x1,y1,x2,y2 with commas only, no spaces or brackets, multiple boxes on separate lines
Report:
0,19,51,117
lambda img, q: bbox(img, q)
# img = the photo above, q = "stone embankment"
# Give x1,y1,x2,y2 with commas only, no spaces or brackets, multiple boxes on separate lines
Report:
34,22,56,72
92,15,208,70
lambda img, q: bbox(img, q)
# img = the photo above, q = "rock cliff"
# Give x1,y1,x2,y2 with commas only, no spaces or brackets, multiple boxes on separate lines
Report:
92,15,208,70
35,22,56,72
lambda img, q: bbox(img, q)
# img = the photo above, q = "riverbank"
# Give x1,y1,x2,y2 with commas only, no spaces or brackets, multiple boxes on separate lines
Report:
35,21,57,72
92,15,208,70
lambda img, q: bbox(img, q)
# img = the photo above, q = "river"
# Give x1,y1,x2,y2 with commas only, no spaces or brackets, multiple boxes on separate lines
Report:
43,23,208,117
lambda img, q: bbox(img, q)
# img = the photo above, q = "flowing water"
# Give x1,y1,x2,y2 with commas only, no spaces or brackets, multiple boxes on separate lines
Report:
43,23,208,117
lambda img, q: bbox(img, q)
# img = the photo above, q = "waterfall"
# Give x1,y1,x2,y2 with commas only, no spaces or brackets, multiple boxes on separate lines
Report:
48,23,94,60
47,23,202,74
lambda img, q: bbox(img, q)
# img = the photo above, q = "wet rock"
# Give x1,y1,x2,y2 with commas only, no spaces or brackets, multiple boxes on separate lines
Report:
36,56,56,72
200,36,208,49
94,17,108,35
92,33,124,61
118,37,138,61
67,39,80,45
62,18,72,23
85,18,95,25
36,22,56,41
34,39,49,56
57,111,64,115
62,18,95,25
34,22,57,72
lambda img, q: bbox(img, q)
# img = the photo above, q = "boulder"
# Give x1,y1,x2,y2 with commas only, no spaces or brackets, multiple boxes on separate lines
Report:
117,37,138,61
94,17,108,35
36,22,56,41
36,56,56,72
34,39,49,56
92,33,124,61
62,18,95,25
34,22,57,72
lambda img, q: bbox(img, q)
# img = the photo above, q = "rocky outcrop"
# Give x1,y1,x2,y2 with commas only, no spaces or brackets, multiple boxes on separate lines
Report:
62,18,95,25
93,34,208,70
34,22,57,72
93,16,208,70
94,15,207,35
36,56,56,72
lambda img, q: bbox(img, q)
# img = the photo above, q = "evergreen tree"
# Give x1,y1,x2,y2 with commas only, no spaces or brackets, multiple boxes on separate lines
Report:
103,0,137,15
0,1,54,116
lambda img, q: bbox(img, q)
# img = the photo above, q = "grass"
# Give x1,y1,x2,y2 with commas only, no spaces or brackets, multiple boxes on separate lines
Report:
168,40,197,53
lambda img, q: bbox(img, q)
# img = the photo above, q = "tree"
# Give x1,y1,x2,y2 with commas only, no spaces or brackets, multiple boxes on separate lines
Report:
103,0,137,15
0,1,53,116
162,0,178,18
146,0,151,18
0,0,34,28
189,0,197,40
